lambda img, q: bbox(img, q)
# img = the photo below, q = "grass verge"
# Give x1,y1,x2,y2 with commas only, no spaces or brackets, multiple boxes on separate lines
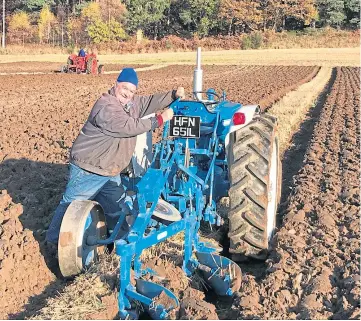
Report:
267,66,333,154
0,47,359,66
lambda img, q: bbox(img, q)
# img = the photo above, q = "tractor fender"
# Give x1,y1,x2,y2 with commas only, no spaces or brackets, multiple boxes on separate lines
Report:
224,104,260,150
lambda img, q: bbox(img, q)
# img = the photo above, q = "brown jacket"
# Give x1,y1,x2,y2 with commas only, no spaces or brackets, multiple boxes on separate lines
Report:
70,87,174,176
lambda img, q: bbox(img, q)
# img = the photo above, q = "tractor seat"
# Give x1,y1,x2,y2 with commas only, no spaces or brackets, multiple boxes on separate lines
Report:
200,125,214,135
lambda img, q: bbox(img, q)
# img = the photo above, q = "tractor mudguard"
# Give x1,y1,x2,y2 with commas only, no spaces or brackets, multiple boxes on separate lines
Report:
228,104,260,133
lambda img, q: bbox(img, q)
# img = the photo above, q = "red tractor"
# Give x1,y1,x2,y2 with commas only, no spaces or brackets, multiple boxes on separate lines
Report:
62,53,104,74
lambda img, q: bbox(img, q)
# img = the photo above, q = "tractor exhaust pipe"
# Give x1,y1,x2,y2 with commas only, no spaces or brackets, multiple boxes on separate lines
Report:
193,47,203,100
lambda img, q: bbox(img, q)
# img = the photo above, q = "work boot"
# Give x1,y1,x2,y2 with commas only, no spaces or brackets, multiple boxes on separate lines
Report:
108,219,130,240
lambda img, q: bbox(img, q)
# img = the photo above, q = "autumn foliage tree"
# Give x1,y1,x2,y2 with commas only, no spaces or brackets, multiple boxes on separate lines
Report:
2,0,359,46
80,1,127,44
87,18,127,43
266,0,318,30
99,0,127,24
220,0,263,34
66,16,82,45
8,11,32,44
38,5,56,43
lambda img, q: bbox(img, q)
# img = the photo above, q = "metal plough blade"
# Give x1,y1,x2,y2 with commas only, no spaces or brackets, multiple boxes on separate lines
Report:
195,252,242,296
135,279,179,319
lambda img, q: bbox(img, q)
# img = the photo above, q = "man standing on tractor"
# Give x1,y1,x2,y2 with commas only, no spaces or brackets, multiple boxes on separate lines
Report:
46,67,185,248
78,48,86,57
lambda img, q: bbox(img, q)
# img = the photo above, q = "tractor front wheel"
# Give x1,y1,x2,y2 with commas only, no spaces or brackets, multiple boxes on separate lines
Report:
228,114,281,261
58,200,107,277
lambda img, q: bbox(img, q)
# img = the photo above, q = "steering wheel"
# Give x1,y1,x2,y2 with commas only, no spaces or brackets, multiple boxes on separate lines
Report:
193,91,221,104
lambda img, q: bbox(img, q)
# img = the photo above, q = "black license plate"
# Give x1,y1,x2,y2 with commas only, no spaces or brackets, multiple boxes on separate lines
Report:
169,116,200,138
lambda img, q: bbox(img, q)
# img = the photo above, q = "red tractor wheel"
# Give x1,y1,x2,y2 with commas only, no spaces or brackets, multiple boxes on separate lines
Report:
86,57,93,74
86,57,98,74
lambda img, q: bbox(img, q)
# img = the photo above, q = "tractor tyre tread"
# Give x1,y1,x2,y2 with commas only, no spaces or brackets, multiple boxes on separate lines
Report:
247,163,267,186
228,114,281,261
86,57,94,74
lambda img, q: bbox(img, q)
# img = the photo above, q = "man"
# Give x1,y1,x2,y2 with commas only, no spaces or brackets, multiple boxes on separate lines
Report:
46,67,185,244
78,48,86,57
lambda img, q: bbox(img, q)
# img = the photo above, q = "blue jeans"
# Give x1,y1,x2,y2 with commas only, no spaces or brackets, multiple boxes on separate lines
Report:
46,163,131,244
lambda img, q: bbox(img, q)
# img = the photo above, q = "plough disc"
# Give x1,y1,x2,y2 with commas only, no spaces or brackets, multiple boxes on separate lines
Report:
152,199,182,222
58,200,107,277
195,252,242,296
136,279,179,319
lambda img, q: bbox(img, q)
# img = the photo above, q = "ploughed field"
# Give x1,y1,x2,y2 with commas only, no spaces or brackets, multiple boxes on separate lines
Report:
0,64,359,319
235,67,361,320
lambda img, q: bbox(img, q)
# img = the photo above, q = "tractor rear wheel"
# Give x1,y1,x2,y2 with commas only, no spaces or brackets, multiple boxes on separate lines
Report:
58,200,107,277
228,114,281,261
86,57,94,74
86,57,98,74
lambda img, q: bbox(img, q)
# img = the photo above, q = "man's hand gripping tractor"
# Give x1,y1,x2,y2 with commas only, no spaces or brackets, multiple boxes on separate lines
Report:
57,48,281,319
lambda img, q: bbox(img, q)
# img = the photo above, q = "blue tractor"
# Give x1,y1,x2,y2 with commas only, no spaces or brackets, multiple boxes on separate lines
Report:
57,48,281,319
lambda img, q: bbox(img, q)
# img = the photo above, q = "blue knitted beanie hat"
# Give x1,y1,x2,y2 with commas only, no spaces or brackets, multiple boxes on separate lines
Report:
117,68,138,87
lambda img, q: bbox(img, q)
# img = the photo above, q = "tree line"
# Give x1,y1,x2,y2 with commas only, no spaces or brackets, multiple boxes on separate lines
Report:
2,0,360,46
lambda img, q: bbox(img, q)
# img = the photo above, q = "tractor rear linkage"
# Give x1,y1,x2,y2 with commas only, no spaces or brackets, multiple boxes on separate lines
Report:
115,117,241,319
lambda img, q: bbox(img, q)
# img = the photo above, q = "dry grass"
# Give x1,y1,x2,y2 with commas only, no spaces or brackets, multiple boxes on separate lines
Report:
0,44,69,55
0,47,358,66
264,28,360,49
96,47,359,67
1,29,358,55
31,253,119,320
267,66,333,154
140,233,185,265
